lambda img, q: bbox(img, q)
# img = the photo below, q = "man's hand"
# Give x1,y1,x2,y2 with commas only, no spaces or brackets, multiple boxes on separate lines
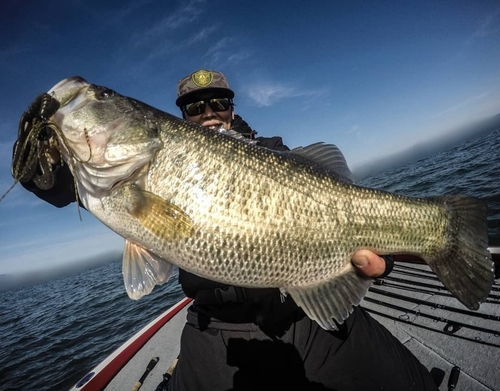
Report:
352,250,391,278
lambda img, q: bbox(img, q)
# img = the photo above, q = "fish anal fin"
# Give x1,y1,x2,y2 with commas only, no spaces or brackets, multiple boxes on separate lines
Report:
125,185,194,241
122,239,175,300
286,264,372,330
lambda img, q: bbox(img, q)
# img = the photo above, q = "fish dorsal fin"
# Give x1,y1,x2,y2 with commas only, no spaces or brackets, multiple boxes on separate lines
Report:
218,128,258,145
122,239,176,300
290,142,354,183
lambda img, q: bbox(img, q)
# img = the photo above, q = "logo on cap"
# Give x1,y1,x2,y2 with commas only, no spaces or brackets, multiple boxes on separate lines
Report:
192,70,213,87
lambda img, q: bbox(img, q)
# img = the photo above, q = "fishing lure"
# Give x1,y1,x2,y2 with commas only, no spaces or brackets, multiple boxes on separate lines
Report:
11,93,61,190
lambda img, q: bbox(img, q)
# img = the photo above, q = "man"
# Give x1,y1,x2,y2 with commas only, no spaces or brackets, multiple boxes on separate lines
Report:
167,70,437,390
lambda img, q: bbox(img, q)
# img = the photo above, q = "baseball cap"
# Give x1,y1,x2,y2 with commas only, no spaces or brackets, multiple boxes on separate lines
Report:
176,69,235,107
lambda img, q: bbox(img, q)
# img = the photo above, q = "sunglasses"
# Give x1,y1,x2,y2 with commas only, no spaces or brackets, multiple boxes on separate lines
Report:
183,98,232,116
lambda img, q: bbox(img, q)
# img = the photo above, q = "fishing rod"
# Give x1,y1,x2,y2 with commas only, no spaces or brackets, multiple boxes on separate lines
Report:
386,262,500,299
369,285,500,321
364,295,500,337
371,279,500,303
390,267,441,281
131,357,159,391
386,264,500,295
393,262,500,293
389,243,500,286
447,366,460,391
363,304,500,348
392,244,500,265
154,358,178,391
380,275,461,295
364,242,500,348
393,263,438,275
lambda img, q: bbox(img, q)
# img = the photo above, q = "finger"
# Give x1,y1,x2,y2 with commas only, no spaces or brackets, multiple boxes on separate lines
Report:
352,250,387,278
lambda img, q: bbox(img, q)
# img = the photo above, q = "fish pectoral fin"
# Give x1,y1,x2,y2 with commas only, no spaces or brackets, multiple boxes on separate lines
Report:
286,264,372,330
122,239,175,300
125,185,193,241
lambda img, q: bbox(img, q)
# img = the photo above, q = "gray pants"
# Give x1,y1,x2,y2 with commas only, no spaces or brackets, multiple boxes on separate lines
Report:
169,305,438,391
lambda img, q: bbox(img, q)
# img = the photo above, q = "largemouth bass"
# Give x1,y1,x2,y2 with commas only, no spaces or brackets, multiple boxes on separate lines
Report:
15,76,494,330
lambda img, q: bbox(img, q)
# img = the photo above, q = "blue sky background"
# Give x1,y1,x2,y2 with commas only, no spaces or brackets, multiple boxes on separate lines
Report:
1,0,499,286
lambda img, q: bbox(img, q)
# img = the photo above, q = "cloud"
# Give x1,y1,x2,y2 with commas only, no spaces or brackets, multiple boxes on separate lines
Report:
227,51,251,64
346,124,361,136
431,104,461,119
204,37,233,57
107,0,157,24
128,0,206,49
245,81,327,107
466,6,500,44
431,90,491,119
107,3,247,77
247,84,295,107
143,25,222,64
200,37,252,68
186,26,219,46
158,0,206,30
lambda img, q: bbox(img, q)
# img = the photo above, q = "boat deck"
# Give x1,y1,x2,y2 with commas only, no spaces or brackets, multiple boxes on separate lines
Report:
74,261,500,391
103,299,189,391
362,262,500,390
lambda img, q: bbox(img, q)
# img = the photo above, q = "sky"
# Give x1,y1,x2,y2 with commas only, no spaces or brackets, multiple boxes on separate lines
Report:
1,0,499,287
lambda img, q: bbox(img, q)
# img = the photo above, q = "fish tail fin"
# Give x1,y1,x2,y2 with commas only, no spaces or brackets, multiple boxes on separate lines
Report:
286,265,372,330
427,195,494,310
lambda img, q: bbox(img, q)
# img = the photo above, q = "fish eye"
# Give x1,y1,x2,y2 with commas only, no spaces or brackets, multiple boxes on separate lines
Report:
97,88,115,100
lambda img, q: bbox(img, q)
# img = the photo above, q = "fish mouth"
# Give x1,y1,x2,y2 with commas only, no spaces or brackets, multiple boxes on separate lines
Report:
45,77,161,193
43,77,93,163
48,76,90,107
